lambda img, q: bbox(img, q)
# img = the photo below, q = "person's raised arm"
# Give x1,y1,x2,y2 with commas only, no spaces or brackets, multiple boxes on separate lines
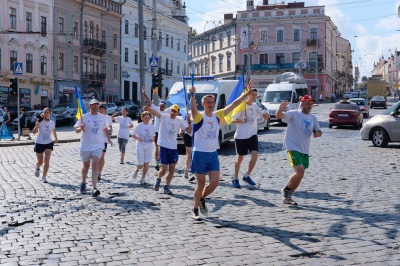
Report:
141,86,152,107
189,86,198,120
276,101,289,120
143,105,161,119
223,88,252,116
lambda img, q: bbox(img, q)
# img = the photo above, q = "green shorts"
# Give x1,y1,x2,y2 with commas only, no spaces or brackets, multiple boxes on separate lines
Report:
287,151,309,169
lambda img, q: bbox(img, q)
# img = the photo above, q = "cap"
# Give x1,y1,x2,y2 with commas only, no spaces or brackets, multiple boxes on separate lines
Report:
301,94,315,102
99,104,107,109
89,99,100,105
170,104,180,112
159,100,166,105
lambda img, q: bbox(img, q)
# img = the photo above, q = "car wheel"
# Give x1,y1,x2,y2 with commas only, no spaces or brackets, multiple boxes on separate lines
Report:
371,127,389,148
328,124,333,128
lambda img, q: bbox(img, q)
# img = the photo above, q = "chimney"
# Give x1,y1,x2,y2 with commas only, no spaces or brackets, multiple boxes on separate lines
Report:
246,0,254,11
224,13,234,24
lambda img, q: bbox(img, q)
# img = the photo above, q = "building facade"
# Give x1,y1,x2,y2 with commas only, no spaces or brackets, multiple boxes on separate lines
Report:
0,0,54,109
121,0,190,103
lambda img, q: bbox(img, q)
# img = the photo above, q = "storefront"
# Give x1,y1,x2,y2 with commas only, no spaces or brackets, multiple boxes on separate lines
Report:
54,80,81,107
103,85,120,103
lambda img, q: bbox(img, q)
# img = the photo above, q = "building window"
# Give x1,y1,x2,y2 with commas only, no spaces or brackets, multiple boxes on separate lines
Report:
26,12,32,32
227,55,231,70
275,53,285,64
294,28,300,42
177,62,180,74
277,29,284,42
10,51,17,71
292,52,300,64
177,39,180,51
59,17,64,34
40,56,47,75
84,21,88,38
170,60,173,74
183,63,187,75
114,64,118,78
73,22,78,38
102,60,106,74
135,23,138,37
260,31,268,43
41,16,47,36
159,31,162,43
95,60,99,73
310,28,318,40
26,54,33,73
227,32,231,46
212,37,215,51
125,48,129,62
10,8,17,30
96,25,99,40
211,58,216,74
219,57,223,72
125,19,129,34
166,34,169,47
89,59,94,73
260,54,268,64
74,56,78,73
102,30,106,42
134,50,138,64
144,27,147,40
113,34,117,48
59,52,64,70
171,36,174,49
205,62,209,75
309,52,317,68
89,21,94,39
83,57,88,73
219,34,223,49
184,41,187,53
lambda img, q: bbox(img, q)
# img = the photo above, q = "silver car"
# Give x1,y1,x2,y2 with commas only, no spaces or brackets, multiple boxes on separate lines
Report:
360,101,400,147
349,98,369,118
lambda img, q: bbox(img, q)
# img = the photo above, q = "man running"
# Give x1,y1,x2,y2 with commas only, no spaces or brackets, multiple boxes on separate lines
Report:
74,99,113,197
189,85,252,219
143,104,191,195
232,88,269,188
276,94,322,205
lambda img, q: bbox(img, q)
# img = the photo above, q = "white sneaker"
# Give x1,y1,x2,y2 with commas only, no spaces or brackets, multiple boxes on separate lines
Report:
132,170,139,179
35,168,40,177
140,178,147,185
42,176,47,183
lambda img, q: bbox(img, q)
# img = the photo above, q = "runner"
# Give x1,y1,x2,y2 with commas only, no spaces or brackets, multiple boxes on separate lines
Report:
231,88,269,188
112,107,133,164
131,110,155,185
189,85,252,219
98,103,113,180
276,94,322,205
32,108,58,183
143,104,191,195
74,99,113,197
178,111,195,182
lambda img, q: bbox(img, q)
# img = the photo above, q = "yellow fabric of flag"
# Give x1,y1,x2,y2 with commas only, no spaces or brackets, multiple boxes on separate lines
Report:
224,91,247,125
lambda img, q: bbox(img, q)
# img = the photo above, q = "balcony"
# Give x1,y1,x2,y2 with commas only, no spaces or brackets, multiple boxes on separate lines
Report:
83,39,107,56
307,39,317,46
83,72,106,82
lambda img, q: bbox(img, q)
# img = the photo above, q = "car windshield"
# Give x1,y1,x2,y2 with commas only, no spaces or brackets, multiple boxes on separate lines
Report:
371,96,385,101
116,106,127,111
349,100,365,105
263,91,292,103
333,103,357,110
382,102,400,115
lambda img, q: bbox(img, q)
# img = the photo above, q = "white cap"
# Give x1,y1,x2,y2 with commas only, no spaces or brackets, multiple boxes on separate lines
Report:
89,99,99,105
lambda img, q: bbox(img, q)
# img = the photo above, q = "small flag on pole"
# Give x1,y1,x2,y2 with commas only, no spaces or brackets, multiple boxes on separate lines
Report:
75,86,87,120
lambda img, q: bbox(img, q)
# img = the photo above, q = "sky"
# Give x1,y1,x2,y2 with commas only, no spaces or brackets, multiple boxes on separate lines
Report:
186,0,400,82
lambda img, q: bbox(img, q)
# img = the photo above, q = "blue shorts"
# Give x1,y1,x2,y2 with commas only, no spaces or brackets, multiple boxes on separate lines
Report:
159,146,178,165
190,151,219,174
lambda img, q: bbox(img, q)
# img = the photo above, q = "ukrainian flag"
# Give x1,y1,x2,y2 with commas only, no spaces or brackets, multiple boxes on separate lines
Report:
224,75,248,125
75,86,86,120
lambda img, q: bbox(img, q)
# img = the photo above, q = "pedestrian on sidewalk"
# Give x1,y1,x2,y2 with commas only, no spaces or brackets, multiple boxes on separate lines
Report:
0,107,15,140
276,94,322,205
131,110,155,185
19,108,31,140
112,107,133,164
74,99,113,197
32,108,58,183
98,103,113,181
232,88,270,188
143,104,191,195
189,85,252,219
141,87,170,171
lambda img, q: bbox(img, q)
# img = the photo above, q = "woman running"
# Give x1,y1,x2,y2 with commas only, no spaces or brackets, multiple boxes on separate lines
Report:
112,107,133,164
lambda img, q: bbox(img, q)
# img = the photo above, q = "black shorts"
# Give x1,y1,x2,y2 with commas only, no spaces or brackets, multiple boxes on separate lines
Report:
235,135,258,155
34,142,54,153
103,142,107,152
154,132,159,146
183,133,192,147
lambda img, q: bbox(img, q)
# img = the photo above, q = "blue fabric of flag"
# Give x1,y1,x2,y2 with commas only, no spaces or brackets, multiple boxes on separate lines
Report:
226,75,245,105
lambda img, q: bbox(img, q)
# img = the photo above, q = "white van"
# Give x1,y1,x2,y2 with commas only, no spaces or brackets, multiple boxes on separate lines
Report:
261,72,308,122
167,79,238,146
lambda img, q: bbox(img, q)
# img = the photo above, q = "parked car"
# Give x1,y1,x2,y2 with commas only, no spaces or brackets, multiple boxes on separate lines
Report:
350,91,362,98
328,101,363,129
370,96,387,109
115,100,135,107
115,105,141,119
52,103,77,112
343,91,352,99
256,101,270,131
12,110,43,129
360,101,400,147
349,98,369,118
106,103,118,115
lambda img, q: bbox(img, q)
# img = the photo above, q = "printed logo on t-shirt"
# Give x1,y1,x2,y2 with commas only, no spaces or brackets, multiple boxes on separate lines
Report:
167,122,176,136
302,119,312,135
91,120,100,134
248,108,255,123
143,128,151,143
206,120,217,139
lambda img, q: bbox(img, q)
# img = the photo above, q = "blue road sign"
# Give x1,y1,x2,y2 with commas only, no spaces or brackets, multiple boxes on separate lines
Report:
149,57,159,68
14,62,23,75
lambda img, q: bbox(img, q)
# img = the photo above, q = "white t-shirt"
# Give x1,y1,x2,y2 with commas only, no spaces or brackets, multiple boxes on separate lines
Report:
282,110,321,154
233,102,265,139
103,114,113,143
192,110,224,152
35,120,56,145
151,103,170,133
133,122,155,148
74,113,108,151
115,116,133,140
157,113,187,149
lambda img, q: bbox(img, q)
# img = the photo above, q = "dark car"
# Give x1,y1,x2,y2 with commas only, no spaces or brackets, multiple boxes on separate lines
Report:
115,105,141,119
370,96,387,109
115,100,135,107
329,102,363,129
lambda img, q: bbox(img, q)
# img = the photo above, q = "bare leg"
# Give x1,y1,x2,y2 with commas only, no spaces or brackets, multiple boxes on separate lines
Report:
99,151,106,174
158,164,168,180
91,156,100,188
234,155,244,178
165,164,176,186
142,162,150,178
36,153,44,170
42,149,52,177
185,147,192,176
246,150,258,176
82,161,91,183
287,165,305,192
201,170,220,199
194,174,206,209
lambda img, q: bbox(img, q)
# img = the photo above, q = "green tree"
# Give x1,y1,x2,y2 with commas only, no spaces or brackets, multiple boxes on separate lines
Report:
361,76,368,83
189,29,197,39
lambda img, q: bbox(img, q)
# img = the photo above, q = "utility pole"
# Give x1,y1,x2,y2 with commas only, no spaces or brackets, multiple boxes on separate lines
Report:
138,0,145,107
151,0,159,105
246,23,251,84
80,1,84,97
315,37,319,99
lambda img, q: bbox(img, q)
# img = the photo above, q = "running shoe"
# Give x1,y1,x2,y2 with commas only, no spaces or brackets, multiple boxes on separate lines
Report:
153,179,161,191
132,170,138,179
232,178,241,189
98,173,101,181
191,208,200,220
243,175,256,186
42,176,47,183
35,168,40,177
281,187,297,205
140,178,147,185
199,198,209,216
92,188,100,197
155,162,160,171
80,182,86,194
120,159,124,164
164,185,172,195
189,175,196,182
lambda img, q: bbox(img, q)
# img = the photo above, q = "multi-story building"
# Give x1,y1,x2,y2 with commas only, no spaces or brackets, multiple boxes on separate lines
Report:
0,0,54,109
121,0,190,102
190,14,237,80
236,1,352,99
53,0,123,106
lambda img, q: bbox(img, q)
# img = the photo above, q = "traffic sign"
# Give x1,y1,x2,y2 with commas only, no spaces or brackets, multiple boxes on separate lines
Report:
14,62,23,75
149,57,159,68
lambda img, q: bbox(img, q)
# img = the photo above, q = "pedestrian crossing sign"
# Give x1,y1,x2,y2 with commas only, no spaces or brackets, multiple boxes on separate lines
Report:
149,57,159,68
14,62,23,75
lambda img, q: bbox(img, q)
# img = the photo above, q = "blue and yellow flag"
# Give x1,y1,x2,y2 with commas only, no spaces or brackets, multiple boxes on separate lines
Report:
224,75,247,125
75,86,86,120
